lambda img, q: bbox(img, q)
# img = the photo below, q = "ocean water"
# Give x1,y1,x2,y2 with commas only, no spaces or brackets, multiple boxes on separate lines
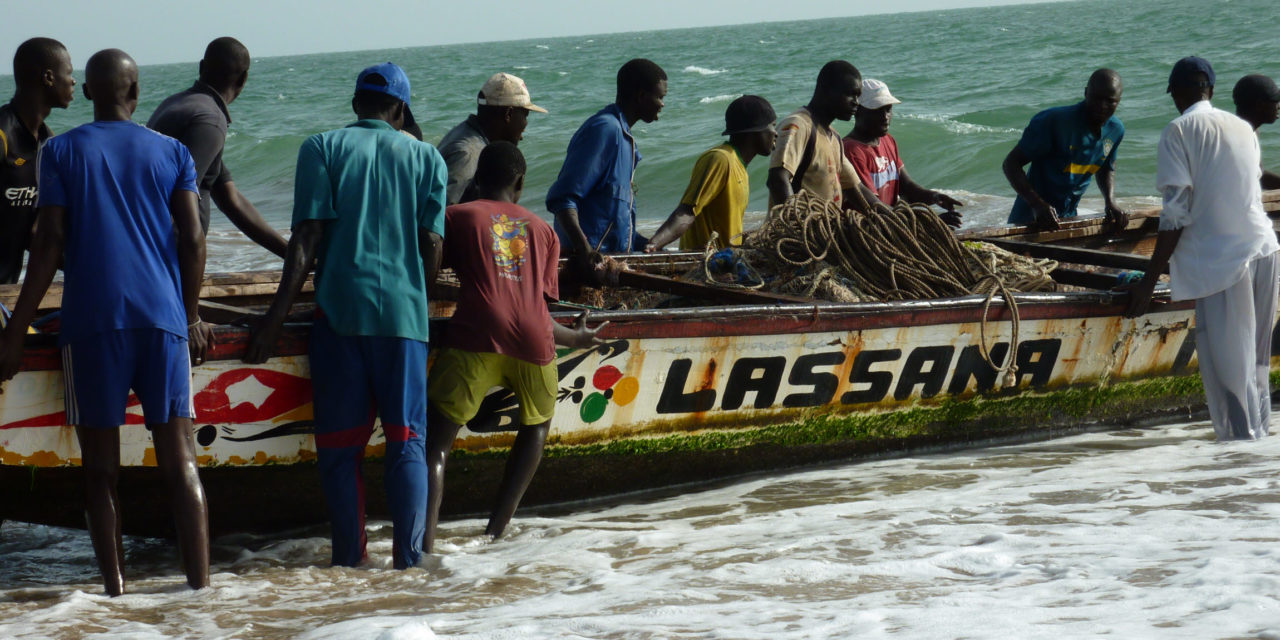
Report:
4,418,1280,639
4,0,1278,273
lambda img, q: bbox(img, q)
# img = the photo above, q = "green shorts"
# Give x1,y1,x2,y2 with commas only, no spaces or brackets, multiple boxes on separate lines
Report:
428,348,558,426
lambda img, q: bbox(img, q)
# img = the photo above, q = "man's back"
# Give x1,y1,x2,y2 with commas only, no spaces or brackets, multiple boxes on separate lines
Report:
292,119,447,342
443,199,559,365
147,83,231,231
36,120,196,343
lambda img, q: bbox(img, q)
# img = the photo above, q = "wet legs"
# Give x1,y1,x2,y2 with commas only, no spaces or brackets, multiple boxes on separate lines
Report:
424,408,461,554
485,421,549,539
75,426,125,596
150,416,210,590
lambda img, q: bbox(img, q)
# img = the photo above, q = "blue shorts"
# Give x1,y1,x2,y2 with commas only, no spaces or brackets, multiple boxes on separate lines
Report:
62,329,193,427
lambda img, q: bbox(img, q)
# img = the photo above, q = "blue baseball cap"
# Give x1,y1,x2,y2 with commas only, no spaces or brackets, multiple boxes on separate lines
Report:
1167,56,1215,92
355,62,411,105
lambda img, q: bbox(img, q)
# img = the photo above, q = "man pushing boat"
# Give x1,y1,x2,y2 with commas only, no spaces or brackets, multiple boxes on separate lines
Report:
0,48,211,596
243,62,447,569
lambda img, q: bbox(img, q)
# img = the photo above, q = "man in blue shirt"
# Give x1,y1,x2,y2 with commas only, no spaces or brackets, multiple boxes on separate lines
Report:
1003,68,1128,231
244,62,446,570
547,58,666,276
0,49,210,597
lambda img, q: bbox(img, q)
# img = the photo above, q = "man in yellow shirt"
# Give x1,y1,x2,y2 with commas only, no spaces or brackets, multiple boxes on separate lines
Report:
645,95,776,251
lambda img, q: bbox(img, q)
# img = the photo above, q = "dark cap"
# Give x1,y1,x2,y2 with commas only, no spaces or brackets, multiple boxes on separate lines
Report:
723,95,776,135
1167,56,1215,92
1233,74,1280,105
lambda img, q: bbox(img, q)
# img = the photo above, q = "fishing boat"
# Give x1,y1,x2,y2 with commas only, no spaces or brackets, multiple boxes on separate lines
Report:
2,192,1278,537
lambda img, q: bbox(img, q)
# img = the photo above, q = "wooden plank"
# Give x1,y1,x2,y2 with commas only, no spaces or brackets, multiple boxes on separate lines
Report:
986,238,1159,273
616,270,816,306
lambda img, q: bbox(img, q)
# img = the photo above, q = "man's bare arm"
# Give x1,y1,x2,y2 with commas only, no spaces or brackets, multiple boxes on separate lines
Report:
242,220,325,363
419,229,443,295
172,190,212,362
1002,146,1059,229
766,167,793,208
645,204,697,252
211,181,289,258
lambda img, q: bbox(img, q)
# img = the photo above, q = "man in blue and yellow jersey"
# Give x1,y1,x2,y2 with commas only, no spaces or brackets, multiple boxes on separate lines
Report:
1003,68,1128,231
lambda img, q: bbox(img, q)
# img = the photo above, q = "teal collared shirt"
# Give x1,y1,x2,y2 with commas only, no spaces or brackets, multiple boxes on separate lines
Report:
292,119,447,342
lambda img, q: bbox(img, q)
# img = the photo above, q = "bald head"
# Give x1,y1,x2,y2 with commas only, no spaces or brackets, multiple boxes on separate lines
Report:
84,49,139,118
1083,68,1123,128
200,37,250,93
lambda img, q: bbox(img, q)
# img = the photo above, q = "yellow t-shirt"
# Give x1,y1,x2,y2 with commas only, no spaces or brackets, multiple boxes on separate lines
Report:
679,143,749,250
769,108,860,209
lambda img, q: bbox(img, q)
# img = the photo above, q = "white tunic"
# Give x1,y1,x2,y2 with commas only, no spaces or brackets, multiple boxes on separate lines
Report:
1155,100,1278,301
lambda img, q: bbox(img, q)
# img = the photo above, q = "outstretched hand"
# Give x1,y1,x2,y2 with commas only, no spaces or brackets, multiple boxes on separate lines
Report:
557,310,609,350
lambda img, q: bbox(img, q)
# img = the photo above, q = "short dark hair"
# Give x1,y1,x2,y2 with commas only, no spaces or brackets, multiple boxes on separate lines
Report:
13,37,67,86
200,37,250,84
816,60,860,90
474,141,526,190
617,58,666,98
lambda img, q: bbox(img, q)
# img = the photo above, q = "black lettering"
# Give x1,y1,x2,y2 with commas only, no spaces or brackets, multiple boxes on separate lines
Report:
1016,339,1061,387
782,352,845,407
1173,330,1197,374
947,343,1010,394
894,346,955,400
840,349,901,405
656,358,717,414
721,357,786,410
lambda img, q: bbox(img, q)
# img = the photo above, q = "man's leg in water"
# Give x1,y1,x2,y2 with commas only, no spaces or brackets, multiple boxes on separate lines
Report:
150,415,210,589
485,420,550,539
424,408,462,553
75,426,125,596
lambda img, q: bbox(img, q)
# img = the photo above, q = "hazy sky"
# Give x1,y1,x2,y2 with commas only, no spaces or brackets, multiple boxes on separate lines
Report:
5,0,1065,67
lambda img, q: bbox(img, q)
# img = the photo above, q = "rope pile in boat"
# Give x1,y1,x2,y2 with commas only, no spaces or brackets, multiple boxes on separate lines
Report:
730,190,1059,387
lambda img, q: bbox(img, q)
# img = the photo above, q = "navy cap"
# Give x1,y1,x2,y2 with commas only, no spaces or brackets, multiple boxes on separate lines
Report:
355,62,411,105
1167,56,1215,92
722,95,776,135
1233,74,1280,105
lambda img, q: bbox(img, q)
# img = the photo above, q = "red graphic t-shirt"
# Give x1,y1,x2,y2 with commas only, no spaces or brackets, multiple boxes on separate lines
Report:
843,134,904,205
443,200,560,365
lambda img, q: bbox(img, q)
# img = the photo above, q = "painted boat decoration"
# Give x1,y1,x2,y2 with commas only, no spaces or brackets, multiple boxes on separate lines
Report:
2,193,1277,536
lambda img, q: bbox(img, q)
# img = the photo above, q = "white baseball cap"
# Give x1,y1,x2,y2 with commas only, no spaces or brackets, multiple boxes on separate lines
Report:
479,72,548,113
859,78,901,109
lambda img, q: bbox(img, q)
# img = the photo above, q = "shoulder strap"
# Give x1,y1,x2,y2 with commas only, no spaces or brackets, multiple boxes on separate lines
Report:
789,123,817,194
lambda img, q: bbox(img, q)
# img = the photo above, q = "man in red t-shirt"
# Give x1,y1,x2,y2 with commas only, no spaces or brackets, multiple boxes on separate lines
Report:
425,141,604,551
842,79,964,227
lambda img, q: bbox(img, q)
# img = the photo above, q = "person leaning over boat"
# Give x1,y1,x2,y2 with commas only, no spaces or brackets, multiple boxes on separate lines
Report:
424,141,605,552
1231,74,1280,190
1003,68,1128,232
0,38,75,285
644,95,777,252
0,49,212,596
547,58,666,279
1123,57,1279,442
147,38,288,269
438,72,547,205
242,62,446,569
766,60,881,212
842,79,964,228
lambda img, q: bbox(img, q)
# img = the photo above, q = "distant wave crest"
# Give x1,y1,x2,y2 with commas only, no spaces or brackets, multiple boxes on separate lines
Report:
905,114,1020,135
684,65,727,76
699,94,741,104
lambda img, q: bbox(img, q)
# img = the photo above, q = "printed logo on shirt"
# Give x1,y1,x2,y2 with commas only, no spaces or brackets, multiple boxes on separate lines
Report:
490,213,528,281
5,186,36,208
1103,139,1113,156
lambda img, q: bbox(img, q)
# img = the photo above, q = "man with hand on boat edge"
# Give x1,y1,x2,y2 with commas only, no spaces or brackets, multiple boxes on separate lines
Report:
843,79,964,227
1124,57,1279,442
644,95,777,252
242,62,446,569
424,141,605,552
0,38,75,286
1003,68,1128,232
1231,74,1280,190
0,48,211,596
147,38,289,265
767,60,882,213
547,58,666,281
439,72,547,205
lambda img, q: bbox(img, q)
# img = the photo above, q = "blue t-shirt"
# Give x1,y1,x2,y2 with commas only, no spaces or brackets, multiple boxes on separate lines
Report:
292,119,447,343
1008,102,1124,224
546,104,644,253
37,120,198,345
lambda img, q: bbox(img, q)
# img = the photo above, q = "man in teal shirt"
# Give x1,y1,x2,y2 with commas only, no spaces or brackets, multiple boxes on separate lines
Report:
245,62,446,569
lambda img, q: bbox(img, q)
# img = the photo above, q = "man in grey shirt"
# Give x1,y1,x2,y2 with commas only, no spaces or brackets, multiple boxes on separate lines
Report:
438,72,546,204
147,37,287,257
